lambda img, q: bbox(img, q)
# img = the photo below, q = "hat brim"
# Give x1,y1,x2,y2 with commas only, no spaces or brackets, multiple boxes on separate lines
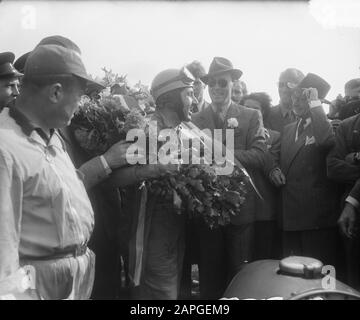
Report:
14,52,30,74
201,69,242,84
73,73,105,91
294,73,331,99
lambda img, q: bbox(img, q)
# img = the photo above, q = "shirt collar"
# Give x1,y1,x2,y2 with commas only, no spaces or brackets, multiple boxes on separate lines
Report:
9,107,54,145
211,100,232,119
279,103,294,118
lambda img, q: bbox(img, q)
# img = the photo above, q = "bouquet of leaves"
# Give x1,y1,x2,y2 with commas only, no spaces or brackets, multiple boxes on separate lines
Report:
70,94,147,157
145,122,252,229
147,164,249,229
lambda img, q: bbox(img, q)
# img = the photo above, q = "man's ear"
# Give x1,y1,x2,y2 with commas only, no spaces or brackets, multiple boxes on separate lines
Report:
48,83,64,103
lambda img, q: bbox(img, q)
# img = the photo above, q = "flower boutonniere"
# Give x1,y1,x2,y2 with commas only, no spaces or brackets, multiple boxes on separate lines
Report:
227,118,239,129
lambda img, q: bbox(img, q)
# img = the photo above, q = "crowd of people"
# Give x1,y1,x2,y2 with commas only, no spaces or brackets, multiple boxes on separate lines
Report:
0,35,360,300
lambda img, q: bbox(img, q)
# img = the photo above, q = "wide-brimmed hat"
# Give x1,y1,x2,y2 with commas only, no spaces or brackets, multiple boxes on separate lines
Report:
23,44,104,89
294,73,331,99
0,52,23,79
201,57,242,84
14,35,82,73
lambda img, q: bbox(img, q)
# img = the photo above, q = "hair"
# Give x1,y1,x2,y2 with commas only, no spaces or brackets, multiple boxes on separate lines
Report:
21,74,85,94
186,60,206,79
240,92,272,121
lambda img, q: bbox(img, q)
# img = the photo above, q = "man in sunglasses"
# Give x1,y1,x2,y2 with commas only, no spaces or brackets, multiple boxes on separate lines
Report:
192,56,267,299
267,68,304,134
280,73,338,267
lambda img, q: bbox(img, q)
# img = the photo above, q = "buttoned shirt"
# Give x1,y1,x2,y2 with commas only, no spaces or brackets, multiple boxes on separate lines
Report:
0,107,94,280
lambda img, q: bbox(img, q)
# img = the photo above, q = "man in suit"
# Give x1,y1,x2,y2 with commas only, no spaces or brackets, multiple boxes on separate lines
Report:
327,111,360,289
191,57,267,299
280,73,338,266
267,68,304,134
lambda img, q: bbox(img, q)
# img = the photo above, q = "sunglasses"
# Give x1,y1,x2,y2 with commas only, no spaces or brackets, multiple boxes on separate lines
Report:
208,78,229,88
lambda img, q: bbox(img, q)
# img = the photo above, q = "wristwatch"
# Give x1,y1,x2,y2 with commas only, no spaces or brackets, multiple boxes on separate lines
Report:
99,155,112,176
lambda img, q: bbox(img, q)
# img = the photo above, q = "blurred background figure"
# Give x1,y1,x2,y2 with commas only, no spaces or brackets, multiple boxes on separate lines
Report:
267,68,304,134
231,79,248,105
186,60,209,114
241,92,283,260
0,52,22,111
327,78,360,132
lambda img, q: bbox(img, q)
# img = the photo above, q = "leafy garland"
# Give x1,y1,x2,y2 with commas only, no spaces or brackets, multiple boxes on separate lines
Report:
147,164,249,229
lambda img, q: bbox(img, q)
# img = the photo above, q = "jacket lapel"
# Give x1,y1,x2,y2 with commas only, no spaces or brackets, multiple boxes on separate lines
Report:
221,103,240,143
197,104,216,131
282,121,309,175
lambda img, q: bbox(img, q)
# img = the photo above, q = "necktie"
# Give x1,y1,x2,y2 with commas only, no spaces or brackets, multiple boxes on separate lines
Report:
297,118,306,138
213,108,223,129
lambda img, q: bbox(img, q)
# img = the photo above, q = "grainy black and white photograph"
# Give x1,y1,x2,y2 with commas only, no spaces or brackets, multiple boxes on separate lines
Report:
0,0,360,303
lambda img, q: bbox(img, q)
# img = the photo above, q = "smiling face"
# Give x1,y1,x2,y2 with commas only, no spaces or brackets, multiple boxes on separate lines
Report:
208,73,233,108
180,86,197,121
231,80,244,103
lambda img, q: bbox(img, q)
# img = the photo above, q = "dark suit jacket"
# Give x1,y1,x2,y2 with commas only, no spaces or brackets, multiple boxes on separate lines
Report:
192,102,267,225
280,106,338,231
348,178,360,203
327,114,360,184
327,114,360,206
266,104,297,135
253,129,281,221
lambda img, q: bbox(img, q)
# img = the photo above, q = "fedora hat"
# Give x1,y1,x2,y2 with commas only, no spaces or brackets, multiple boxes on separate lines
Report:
201,57,242,84
23,45,104,90
295,73,331,99
14,35,82,74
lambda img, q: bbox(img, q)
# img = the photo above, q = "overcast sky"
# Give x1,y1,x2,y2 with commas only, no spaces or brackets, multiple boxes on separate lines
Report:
1,0,360,105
